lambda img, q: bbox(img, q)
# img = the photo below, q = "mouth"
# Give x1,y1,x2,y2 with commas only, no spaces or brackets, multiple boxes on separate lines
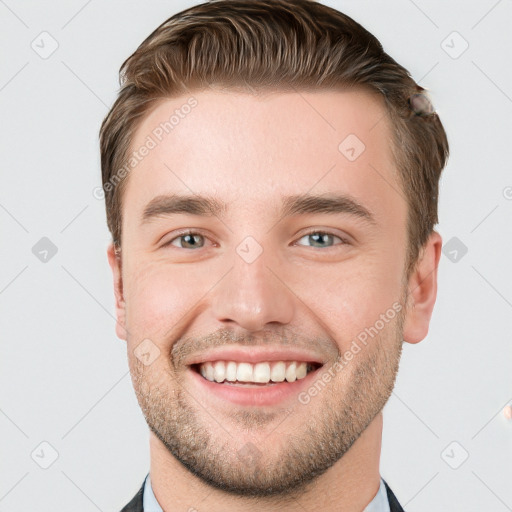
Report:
188,358,324,407
191,360,322,386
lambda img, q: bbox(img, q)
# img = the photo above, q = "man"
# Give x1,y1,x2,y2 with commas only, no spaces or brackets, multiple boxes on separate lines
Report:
99,1,449,510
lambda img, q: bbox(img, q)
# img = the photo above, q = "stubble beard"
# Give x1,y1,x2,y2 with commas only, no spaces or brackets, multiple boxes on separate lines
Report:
130,308,405,501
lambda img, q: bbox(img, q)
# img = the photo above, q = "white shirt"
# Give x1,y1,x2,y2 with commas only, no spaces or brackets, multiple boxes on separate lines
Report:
142,472,390,511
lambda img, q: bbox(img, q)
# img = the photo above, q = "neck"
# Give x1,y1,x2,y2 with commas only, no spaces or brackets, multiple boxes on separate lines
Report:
148,412,383,512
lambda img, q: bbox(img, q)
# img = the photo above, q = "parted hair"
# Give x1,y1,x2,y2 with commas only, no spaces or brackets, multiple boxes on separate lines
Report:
99,0,449,278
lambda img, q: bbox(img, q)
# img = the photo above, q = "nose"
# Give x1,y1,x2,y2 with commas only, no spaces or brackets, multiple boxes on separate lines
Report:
209,246,295,333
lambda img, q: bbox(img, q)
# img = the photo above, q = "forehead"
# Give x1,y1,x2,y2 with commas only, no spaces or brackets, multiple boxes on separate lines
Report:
123,88,405,225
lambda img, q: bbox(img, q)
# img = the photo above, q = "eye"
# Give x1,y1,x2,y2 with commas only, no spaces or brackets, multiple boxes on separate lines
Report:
295,230,349,249
163,230,208,249
160,229,349,251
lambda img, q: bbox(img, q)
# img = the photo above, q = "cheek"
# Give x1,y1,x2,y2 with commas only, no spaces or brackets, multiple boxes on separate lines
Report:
123,259,201,340
298,249,405,349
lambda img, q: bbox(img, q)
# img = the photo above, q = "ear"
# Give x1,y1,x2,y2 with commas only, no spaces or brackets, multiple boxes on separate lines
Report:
402,230,442,344
107,243,128,341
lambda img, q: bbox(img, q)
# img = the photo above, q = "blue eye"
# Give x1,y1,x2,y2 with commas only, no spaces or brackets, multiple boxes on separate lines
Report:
296,231,348,248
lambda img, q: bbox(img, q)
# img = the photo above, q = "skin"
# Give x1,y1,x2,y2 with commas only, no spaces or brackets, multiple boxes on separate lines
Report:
107,88,442,511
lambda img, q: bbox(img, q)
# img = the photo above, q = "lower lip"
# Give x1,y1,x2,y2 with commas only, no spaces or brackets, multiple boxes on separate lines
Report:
188,366,322,407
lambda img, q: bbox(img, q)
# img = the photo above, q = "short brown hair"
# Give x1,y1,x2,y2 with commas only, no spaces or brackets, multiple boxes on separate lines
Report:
99,0,449,278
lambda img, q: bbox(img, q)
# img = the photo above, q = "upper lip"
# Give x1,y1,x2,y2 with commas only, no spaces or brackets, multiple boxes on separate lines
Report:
186,346,327,366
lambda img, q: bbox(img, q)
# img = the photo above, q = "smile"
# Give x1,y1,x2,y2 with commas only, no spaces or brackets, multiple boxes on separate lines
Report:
188,358,324,407
194,360,320,385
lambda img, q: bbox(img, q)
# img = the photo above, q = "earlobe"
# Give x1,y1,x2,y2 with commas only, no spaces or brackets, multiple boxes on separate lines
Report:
402,231,442,344
107,243,128,341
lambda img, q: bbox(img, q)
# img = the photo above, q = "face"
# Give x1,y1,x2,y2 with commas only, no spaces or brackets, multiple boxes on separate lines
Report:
108,88,436,498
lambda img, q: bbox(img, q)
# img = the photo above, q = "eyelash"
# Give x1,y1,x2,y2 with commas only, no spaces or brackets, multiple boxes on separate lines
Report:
161,229,350,250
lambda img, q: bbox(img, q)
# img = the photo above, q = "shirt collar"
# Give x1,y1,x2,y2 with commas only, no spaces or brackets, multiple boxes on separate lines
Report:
364,477,391,512
143,473,390,512
143,473,163,512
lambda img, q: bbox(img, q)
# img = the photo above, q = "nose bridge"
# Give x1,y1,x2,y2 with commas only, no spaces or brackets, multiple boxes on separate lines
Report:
210,237,295,332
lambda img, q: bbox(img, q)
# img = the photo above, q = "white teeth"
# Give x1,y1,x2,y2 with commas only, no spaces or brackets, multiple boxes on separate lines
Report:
236,362,253,382
205,362,214,381
270,361,286,382
197,360,314,384
285,362,297,382
226,361,237,381
296,362,307,379
213,361,225,382
253,362,270,383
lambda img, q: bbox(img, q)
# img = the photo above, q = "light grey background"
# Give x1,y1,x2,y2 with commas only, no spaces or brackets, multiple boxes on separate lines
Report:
1,0,511,510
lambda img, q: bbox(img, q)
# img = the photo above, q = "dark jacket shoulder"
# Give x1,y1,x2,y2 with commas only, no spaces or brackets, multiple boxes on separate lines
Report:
120,479,144,512
383,478,405,512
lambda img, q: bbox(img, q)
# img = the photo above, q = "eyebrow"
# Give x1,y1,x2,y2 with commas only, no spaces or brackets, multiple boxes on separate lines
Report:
280,194,376,225
141,193,377,226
